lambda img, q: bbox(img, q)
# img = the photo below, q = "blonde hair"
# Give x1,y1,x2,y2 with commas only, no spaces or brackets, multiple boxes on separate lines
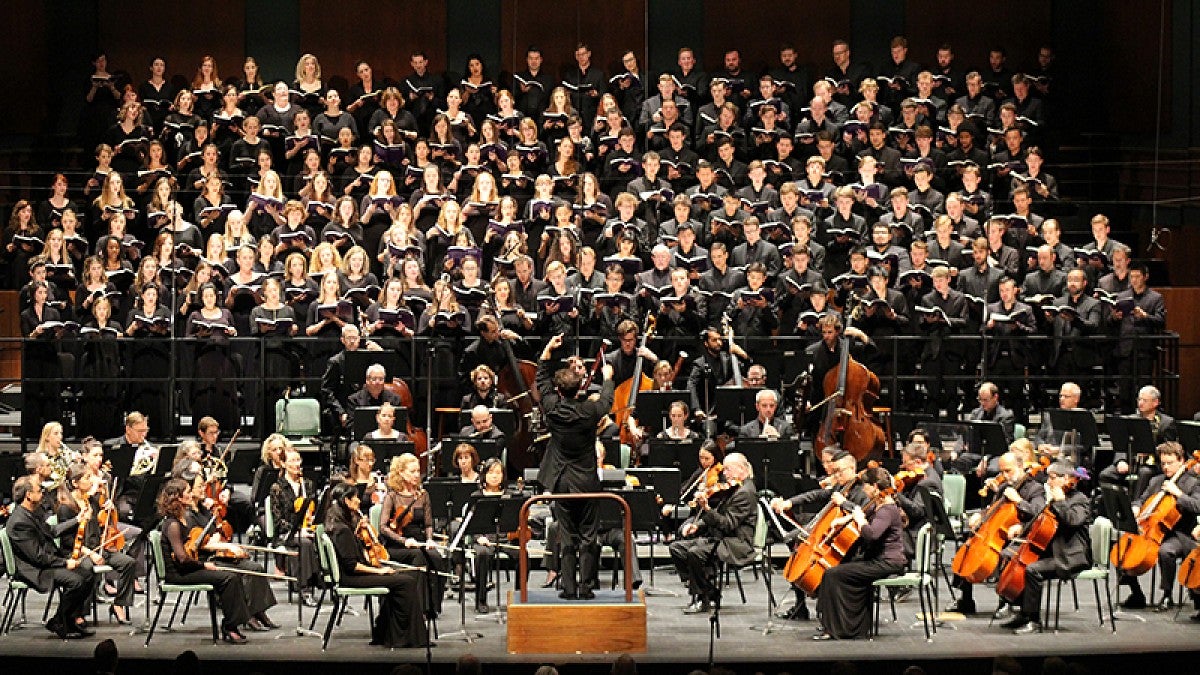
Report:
386,453,420,492
294,53,322,84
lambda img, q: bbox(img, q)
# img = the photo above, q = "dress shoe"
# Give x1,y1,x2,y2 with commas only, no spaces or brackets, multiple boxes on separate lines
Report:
45,618,78,640
1156,597,1175,611
246,618,270,632
812,632,834,641
1189,611,1200,622
475,601,491,614
1120,593,1147,609
578,588,596,600
221,626,248,644
1013,620,1042,635
631,579,643,590
300,592,319,608
69,623,95,638
776,603,810,621
557,589,576,600
944,599,975,615
992,605,1015,621
541,572,559,588
109,605,131,625
254,613,280,630
1000,615,1029,630
683,599,710,614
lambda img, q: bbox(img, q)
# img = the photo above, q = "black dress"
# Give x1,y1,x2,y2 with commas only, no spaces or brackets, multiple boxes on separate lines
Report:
20,306,63,439
76,318,124,440
161,516,251,630
124,305,173,438
267,475,319,590
380,489,447,613
325,503,429,648
816,501,906,639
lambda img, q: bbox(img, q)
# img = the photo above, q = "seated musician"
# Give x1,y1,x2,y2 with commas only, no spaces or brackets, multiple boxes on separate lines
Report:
58,456,137,619
452,443,481,482
1098,385,1177,497
946,450,1044,616
323,481,430,648
363,401,409,442
650,359,676,391
1000,459,1092,634
156,478,254,644
1032,381,1087,462
379,453,446,614
464,457,510,613
107,411,157,520
461,364,508,410
687,326,750,424
347,443,385,508
770,449,867,621
76,438,145,580
966,381,1016,444
894,442,943,561
349,363,404,411
663,440,724,520
196,416,255,535
657,401,700,442
669,451,758,614
738,389,795,439
744,364,767,389
458,405,507,448
6,475,95,639
814,465,907,640
177,463,279,632
267,445,320,605
1117,441,1200,611
320,324,383,436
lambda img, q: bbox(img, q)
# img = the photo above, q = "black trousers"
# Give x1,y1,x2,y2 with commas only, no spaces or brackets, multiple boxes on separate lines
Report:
553,498,599,596
669,536,720,601
83,550,137,607
42,566,94,624
1022,558,1086,619
167,568,250,628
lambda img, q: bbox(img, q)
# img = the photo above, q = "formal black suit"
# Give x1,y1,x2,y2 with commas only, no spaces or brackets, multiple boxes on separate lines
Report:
669,478,758,603
6,503,94,626
536,355,615,597
1018,489,1092,620
738,416,796,439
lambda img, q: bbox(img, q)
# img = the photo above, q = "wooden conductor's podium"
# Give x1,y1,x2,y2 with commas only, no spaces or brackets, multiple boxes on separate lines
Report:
507,588,647,654
506,492,647,654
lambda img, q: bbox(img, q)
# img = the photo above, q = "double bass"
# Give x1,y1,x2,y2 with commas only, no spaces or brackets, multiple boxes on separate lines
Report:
612,316,655,450
952,456,1050,583
496,332,545,473
384,377,429,472
1112,450,1200,575
814,335,886,462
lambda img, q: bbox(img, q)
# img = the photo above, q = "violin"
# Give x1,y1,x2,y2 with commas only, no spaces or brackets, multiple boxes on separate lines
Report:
69,491,91,561
1112,450,1200,576
356,517,390,567
185,515,249,561
389,488,423,532
952,456,1051,583
687,477,740,508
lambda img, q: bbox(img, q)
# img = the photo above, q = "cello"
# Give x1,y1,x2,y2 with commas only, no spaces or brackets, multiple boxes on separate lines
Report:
781,465,876,594
612,315,655,449
813,334,886,463
1111,450,1200,575
995,470,1082,602
952,456,1050,583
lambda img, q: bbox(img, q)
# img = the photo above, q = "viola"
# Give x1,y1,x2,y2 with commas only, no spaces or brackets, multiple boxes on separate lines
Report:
952,456,1050,584
185,515,248,561
356,518,390,567
687,478,740,508
388,489,423,532
70,493,90,561
1111,450,1200,575
94,471,125,552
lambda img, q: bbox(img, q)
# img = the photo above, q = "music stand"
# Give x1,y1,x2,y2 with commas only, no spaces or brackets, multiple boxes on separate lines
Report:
1178,421,1200,453
251,467,279,507
714,386,763,429
424,478,478,531
736,438,800,495
105,445,136,483
150,445,179,478
627,468,682,514
1104,415,1155,475
646,439,700,479
596,488,658,592
919,486,960,613
442,496,486,643
440,436,503,475
465,495,526,622
1047,409,1100,453
636,391,691,436
369,440,417,471
1100,484,1147,621
963,421,1009,458
224,447,258,485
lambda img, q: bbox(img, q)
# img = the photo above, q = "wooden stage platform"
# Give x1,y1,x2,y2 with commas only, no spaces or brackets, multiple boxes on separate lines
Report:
3,560,1199,675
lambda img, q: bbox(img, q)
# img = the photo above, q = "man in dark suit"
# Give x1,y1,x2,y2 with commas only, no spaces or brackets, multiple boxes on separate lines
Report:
6,476,95,638
1098,385,1177,496
1002,459,1093,634
967,382,1016,444
457,405,508,448
737,389,796,439
536,334,615,600
320,324,381,434
687,326,750,423
670,451,758,613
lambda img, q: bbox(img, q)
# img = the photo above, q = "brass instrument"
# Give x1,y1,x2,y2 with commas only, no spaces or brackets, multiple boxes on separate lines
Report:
130,444,159,476
46,446,81,490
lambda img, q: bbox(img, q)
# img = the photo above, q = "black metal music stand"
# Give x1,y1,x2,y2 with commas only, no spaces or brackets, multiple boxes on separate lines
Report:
736,439,800,496
748,498,800,635
1047,409,1100,454
714,386,763,430
440,498,486,643
1104,415,1156,473
368,440,417,472
646,439,700,479
963,420,1009,457
1100,484,1147,622
1178,421,1200,453
636,390,692,436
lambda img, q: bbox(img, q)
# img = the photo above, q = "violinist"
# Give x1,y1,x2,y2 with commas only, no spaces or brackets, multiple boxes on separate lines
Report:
78,438,144,577
6,476,94,639
464,458,510,613
669,452,757,614
893,443,943,560
662,439,723,523
268,445,319,605
687,326,749,421
657,401,700,441
738,390,795,439
379,453,446,614
1117,442,1200,611
348,364,403,411
770,450,868,621
324,481,430,647
1000,459,1092,635
461,364,508,410
946,451,1043,616
197,417,254,535
57,462,136,624
813,466,907,641
156,478,254,644
347,444,384,508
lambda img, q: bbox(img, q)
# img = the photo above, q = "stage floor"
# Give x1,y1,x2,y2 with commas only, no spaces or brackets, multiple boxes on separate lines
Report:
2,560,1197,675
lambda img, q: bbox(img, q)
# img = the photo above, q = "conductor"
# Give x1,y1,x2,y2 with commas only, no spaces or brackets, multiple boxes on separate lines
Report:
536,333,616,600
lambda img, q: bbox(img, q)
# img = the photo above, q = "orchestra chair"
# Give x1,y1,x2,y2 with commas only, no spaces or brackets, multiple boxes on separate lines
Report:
144,530,219,646
871,522,935,641
275,396,321,446
314,527,390,651
1042,516,1116,633
1014,423,1026,440
940,473,967,535
0,528,53,635
718,502,769,604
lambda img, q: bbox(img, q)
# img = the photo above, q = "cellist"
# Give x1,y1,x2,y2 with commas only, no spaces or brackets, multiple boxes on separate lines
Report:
1000,459,1092,635
1117,441,1200,611
769,450,869,621
945,451,1043,616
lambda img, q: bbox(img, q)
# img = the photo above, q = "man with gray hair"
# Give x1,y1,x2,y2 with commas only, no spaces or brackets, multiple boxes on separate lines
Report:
1099,385,1176,495
738,389,795,438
